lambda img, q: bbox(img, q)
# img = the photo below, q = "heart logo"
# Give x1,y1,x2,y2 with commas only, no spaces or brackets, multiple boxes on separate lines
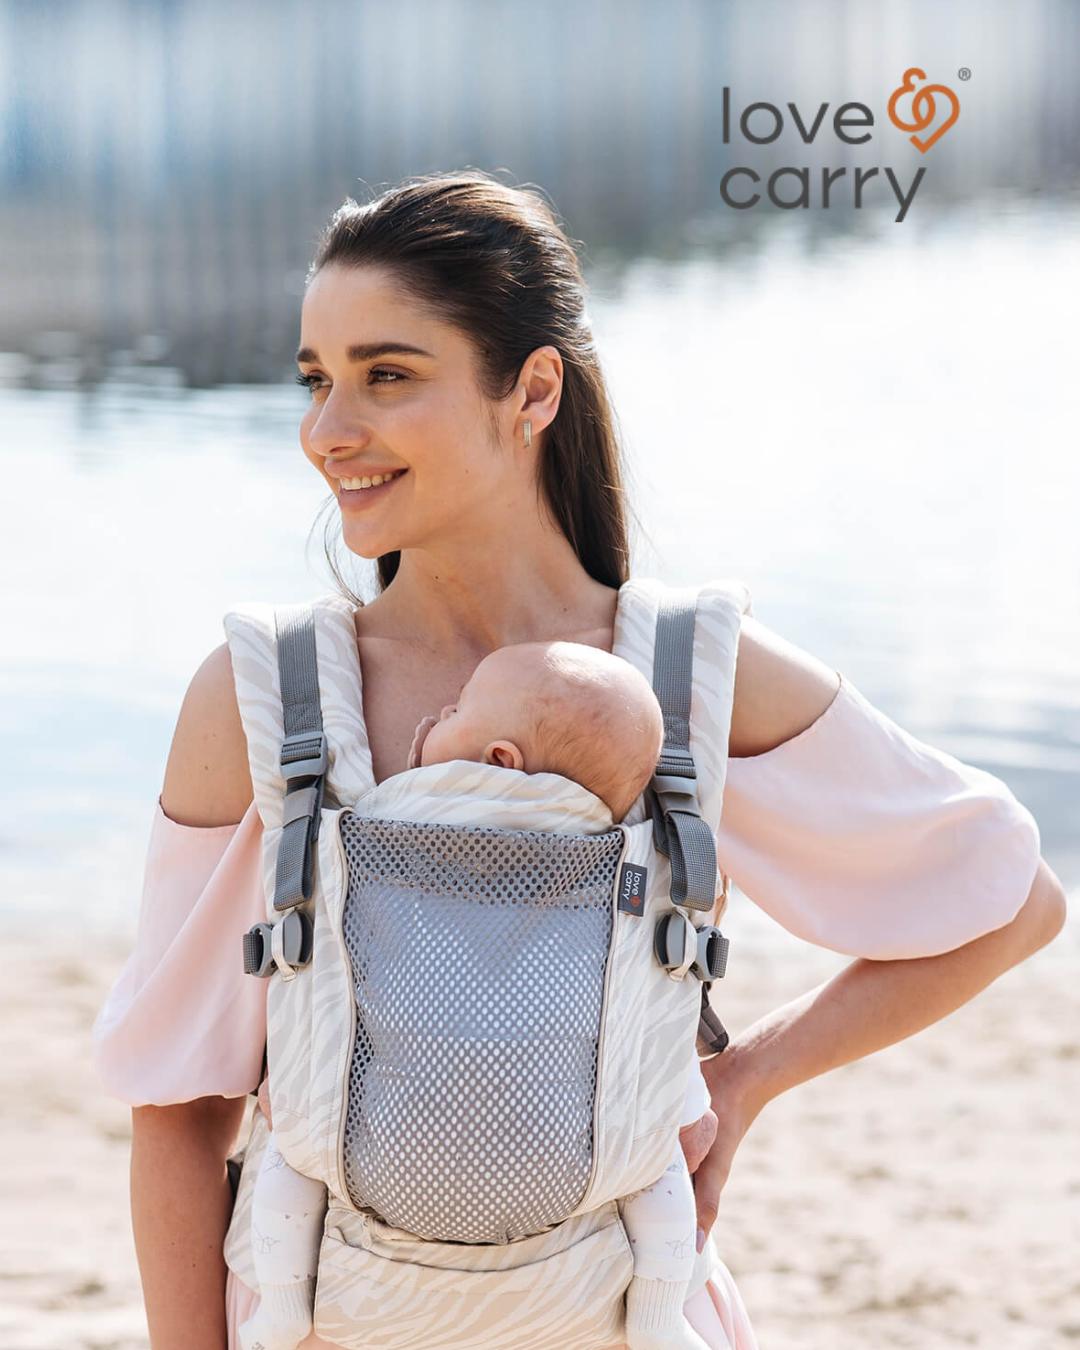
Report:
887,67,961,153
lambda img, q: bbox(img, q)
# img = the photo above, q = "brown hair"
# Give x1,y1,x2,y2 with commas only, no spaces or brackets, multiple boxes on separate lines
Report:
305,170,637,601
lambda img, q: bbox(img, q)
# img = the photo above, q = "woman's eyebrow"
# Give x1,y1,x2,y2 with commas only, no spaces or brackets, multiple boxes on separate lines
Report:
295,341,435,363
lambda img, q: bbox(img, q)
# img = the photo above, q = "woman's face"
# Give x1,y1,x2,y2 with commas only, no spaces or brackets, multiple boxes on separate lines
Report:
297,262,521,562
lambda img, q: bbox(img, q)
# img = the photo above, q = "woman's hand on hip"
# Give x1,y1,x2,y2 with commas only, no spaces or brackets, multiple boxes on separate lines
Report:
257,1073,273,1130
678,1104,718,1176
681,1054,765,1251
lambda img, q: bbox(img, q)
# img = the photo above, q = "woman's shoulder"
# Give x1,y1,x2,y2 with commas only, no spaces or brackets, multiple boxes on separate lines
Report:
630,573,840,761
160,640,255,828
728,611,842,760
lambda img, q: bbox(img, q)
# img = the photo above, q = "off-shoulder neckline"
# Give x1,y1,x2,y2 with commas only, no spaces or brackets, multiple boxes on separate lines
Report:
728,670,847,762
155,794,248,833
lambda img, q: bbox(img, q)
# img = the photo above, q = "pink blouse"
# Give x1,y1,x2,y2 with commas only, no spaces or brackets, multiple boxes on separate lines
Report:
90,670,1041,1106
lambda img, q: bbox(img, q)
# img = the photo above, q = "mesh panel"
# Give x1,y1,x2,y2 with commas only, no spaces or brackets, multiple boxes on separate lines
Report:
338,813,622,1244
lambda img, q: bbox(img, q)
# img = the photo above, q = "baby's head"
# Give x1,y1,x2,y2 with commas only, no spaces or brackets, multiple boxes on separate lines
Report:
409,642,664,823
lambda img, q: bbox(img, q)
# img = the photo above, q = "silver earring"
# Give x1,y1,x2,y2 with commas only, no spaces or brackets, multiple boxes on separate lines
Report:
523,419,532,448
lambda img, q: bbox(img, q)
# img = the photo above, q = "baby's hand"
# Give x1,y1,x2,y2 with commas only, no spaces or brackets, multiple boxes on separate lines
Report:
407,715,439,769
256,1073,273,1130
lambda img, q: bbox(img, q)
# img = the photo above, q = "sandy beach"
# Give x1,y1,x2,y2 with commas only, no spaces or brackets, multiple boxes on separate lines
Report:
3,921,1077,1350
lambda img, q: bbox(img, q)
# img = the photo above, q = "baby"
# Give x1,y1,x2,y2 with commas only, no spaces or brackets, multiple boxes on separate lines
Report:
239,641,716,1350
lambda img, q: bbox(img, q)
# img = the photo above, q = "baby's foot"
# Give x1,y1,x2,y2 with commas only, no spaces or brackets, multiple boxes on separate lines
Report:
237,1278,315,1350
624,1276,712,1350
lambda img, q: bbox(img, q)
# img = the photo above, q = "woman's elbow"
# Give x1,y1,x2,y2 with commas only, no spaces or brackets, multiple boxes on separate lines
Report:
1009,856,1068,953
132,1095,248,1158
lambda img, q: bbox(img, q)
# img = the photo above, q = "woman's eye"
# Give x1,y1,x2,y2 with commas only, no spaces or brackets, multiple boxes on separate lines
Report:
294,369,404,393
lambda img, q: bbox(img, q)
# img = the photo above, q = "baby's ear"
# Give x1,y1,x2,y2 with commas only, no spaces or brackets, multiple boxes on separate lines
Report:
483,740,525,771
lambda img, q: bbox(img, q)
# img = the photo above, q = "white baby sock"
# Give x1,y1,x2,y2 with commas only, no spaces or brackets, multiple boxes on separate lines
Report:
620,1154,712,1350
620,1064,714,1350
238,1133,328,1350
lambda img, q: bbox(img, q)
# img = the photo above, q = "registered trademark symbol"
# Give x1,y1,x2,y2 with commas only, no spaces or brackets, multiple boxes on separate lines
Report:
958,67,972,80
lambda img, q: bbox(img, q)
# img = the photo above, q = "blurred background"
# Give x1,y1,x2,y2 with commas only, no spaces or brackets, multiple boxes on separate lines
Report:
2,2,1078,1347
3,0,1078,933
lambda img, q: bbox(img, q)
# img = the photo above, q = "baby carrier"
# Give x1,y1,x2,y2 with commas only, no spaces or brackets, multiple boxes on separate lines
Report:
222,576,751,1350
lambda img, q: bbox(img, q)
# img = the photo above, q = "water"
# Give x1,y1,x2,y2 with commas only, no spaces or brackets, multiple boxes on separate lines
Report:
7,0,1080,386
4,199,1077,951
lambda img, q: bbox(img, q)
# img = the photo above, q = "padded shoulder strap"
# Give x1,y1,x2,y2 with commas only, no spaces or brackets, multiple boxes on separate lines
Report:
616,576,751,839
239,604,327,979
273,604,328,914
222,592,372,833
644,577,754,1057
689,578,752,833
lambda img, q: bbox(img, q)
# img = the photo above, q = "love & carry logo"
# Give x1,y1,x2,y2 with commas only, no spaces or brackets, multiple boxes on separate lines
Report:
719,66,964,223
887,66,962,152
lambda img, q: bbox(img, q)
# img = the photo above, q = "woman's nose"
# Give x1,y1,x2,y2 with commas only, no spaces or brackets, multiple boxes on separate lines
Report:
439,704,457,720
306,395,370,459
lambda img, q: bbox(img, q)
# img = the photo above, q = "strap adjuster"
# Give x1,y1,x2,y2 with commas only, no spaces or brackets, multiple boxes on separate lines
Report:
243,911,314,978
282,784,319,827
649,771,703,816
693,925,730,981
243,922,275,977
653,910,730,982
280,731,327,782
654,746,696,780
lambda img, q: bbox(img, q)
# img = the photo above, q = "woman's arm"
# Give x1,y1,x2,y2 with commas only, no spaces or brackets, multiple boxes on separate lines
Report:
692,856,1064,1243
131,1096,247,1350
160,640,255,828
690,621,1068,1242
710,853,1065,1119
130,641,256,1346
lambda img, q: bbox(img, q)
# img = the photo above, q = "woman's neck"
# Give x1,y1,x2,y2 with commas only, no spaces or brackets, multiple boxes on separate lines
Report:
365,538,620,660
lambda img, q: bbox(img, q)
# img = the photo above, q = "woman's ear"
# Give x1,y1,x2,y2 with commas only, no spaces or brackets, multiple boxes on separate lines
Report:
483,740,525,771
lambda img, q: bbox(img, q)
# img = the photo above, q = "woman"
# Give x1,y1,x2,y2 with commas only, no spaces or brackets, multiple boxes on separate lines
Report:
92,170,1066,1349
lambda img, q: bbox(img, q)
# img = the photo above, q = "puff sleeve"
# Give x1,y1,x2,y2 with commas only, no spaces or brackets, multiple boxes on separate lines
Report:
716,672,1042,959
90,797,268,1105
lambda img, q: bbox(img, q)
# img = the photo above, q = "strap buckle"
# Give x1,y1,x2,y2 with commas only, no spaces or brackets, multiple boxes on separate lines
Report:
280,731,327,782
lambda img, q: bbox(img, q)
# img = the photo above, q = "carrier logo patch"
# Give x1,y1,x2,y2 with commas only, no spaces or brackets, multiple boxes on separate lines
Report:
618,862,648,915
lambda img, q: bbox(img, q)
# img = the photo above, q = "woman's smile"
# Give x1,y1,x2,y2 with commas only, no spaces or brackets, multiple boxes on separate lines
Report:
334,466,408,506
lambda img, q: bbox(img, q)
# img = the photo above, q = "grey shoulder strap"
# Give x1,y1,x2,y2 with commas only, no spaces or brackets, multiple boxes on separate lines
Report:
273,604,328,912
647,587,717,914
242,603,325,978
648,585,731,1056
